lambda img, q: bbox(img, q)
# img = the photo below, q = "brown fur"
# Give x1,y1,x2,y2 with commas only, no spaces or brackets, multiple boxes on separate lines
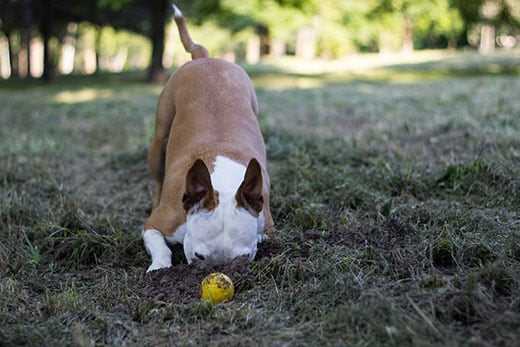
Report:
236,159,264,215
182,159,219,213
144,58,274,236
174,16,209,60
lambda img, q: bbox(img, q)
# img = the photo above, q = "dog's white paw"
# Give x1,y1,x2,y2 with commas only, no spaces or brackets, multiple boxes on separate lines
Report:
143,228,172,273
146,260,172,273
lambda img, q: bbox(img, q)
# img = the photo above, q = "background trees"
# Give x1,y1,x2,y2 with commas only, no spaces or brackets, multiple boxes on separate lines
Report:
368,0,464,52
0,0,519,82
453,0,520,52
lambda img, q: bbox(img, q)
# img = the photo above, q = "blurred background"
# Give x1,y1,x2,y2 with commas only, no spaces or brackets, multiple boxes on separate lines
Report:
1,0,519,82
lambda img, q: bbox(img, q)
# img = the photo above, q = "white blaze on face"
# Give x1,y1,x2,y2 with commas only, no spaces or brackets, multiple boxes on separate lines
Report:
182,156,262,265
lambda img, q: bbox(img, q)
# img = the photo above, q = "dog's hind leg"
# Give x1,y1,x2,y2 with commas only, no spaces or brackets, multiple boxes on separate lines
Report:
148,88,176,209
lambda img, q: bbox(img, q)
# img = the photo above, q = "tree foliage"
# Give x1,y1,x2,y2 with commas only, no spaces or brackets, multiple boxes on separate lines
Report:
452,0,520,28
369,0,464,50
1,0,520,81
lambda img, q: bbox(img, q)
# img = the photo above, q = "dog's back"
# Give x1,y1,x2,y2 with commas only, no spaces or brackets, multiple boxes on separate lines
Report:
164,58,264,168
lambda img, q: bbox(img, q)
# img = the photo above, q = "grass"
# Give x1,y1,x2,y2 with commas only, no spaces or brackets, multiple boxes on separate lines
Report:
1,49,520,346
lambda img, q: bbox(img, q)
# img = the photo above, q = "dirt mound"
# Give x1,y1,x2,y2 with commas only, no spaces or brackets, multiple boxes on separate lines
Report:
142,239,281,303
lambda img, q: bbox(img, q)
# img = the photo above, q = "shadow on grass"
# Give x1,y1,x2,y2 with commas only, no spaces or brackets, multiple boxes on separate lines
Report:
0,70,150,91
1,52,520,345
2,50,518,94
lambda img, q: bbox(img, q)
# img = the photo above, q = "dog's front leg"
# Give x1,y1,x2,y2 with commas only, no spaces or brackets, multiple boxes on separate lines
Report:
142,229,172,272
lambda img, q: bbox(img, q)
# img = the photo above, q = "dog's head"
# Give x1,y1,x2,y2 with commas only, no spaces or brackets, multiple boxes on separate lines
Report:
181,157,265,265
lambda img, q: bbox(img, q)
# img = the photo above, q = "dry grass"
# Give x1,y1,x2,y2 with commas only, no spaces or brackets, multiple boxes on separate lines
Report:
1,50,519,346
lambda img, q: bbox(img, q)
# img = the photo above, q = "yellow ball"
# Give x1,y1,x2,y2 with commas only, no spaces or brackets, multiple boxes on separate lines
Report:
200,272,235,304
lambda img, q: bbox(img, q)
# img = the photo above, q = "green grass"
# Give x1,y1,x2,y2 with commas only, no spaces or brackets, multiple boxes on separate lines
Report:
1,50,520,346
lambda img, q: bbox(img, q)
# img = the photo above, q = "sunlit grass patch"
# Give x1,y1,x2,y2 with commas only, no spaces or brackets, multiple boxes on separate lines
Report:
248,49,520,90
53,88,115,104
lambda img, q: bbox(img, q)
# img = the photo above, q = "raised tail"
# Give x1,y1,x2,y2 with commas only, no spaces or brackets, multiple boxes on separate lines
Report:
172,4,209,60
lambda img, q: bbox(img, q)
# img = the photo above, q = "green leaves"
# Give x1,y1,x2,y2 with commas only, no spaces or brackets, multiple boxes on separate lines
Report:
97,0,133,11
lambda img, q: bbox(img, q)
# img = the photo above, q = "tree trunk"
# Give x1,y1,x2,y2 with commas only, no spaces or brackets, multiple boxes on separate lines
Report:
447,37,457,50
402,15,414,53
5,31,17,78
59,23,77,74
270,38,286,58
23,0,32,78
112,47,128,72
295,26,316,60
40,0,54,82
95,27,102,73
479,0,498,54
30,37,43,77
147,0,167,82
89,0,100,74
479,24,495,54
82,48,96,74
18,47,28,77
24,34,32,77
246,36,261,64
0,36,10,78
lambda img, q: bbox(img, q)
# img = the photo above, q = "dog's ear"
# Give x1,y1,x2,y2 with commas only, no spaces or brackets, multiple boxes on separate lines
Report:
183,159,216,212
236,159,264,215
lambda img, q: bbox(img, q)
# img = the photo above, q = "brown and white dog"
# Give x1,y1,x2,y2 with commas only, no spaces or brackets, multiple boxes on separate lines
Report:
142,5,273,272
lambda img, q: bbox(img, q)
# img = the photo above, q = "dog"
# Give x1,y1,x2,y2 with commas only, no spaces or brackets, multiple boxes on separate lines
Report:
142,4,273,272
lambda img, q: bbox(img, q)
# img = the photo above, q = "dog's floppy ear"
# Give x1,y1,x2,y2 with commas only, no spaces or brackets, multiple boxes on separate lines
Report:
183,159,216,212
236,159,264,215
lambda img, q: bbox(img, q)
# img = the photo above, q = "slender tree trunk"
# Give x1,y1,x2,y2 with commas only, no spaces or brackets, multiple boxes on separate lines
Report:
479,0,498,54
0,36,10,78
23,0,32,78
18,46,28,77
402,15,414,53
147,0,167,82
447,37,457,50
4,31,17,78
59,23,77,74
24,35,32,77
479,24,495,54
83,47,97,74
89,0,100,74
95,27,102,73
270,38,286,58
246,35,261,64
295,26,316,60
30,36,43,77
40,0,54,81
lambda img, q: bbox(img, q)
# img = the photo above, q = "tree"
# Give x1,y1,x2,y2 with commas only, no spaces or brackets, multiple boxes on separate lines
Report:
217,0,311,58
22,0,33,77
452,0,520,52
0,0,20,77
40,0,54,81
369,0,461,52
147,0,168,81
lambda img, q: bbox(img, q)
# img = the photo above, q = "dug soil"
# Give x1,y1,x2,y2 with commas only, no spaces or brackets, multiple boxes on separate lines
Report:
141,238,281,304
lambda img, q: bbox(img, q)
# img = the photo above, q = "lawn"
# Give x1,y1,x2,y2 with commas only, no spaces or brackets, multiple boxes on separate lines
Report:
1,50,520,346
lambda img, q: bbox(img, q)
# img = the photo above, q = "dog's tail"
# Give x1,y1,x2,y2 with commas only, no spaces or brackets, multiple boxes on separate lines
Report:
172,4,209,60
